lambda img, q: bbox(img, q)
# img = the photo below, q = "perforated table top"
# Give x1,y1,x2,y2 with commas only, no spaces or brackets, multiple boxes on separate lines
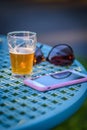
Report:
0,35,87,130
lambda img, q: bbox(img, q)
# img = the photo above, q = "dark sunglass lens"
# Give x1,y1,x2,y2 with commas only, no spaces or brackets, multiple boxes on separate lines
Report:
47,44,75,66
33,47,45,65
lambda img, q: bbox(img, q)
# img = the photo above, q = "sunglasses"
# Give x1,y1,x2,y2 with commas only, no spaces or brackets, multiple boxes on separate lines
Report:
33,44,75,66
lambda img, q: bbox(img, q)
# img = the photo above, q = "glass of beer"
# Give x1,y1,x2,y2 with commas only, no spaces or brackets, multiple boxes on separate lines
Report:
7,31,37,77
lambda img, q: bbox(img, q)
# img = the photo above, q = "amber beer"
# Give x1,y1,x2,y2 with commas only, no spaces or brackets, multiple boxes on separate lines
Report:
7,31,37,76
10,47,34,75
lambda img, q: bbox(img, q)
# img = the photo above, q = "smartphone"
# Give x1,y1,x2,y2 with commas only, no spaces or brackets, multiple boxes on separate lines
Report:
24,70,87,92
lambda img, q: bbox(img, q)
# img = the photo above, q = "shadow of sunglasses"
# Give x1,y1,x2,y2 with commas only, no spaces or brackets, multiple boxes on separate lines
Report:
33,44,75,66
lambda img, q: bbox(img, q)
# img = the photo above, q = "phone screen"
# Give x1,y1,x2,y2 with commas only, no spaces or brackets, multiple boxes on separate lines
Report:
32,71,85,86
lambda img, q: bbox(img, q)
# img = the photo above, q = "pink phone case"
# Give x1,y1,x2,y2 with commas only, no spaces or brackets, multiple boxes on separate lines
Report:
24,70,87,92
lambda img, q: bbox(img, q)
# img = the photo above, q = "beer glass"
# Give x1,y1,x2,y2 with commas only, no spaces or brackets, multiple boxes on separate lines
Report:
7,31,37,77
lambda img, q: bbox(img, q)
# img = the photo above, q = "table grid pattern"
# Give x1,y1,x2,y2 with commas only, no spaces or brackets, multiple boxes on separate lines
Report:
0,41,87,130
